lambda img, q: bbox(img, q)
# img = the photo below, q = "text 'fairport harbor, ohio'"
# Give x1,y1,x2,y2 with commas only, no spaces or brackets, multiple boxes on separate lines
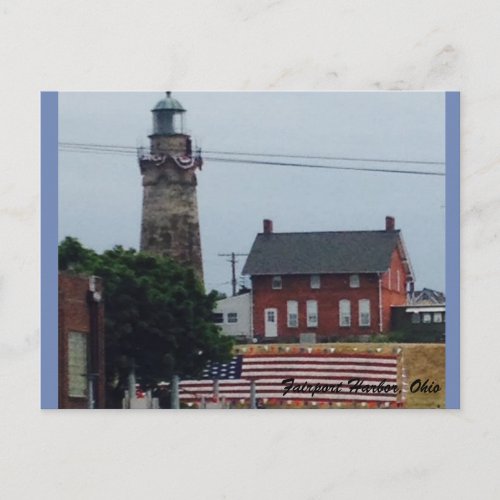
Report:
58,92,446,409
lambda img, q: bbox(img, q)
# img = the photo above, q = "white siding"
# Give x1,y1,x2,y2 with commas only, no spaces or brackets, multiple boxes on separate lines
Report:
214,293,252,339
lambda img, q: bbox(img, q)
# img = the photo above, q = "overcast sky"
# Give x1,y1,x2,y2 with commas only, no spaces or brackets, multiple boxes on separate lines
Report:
59,92,445,295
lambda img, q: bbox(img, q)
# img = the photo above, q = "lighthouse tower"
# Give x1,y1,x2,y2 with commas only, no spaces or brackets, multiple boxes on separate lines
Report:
139,92,204,282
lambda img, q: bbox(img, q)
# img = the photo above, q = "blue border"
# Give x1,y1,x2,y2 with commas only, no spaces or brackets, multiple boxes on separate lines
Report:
41,92,460,409
445,92,460,409
41,92,58,409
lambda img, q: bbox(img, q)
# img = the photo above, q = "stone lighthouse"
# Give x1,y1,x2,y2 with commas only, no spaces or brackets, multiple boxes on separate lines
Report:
139,92,204,282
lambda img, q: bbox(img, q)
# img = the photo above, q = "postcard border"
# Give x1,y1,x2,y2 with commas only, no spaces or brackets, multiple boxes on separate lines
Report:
445,91,460,409
41,91,58,409
41,91,460,409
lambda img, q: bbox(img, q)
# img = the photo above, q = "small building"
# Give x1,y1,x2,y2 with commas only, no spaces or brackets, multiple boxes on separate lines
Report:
58,273,105,408
391,304,445,342
213,292,252,340
242,217,415,341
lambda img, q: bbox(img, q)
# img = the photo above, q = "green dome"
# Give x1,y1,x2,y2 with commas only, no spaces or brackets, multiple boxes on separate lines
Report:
152,92,185,112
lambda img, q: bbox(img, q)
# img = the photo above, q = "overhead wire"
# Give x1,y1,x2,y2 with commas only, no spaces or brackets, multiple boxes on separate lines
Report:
59,141,445,165
58,141,445,176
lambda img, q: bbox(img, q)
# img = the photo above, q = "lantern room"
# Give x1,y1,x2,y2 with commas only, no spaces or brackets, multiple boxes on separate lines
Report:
151,91,186,136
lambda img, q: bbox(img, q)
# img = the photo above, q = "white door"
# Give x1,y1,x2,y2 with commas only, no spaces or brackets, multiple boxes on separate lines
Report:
264,308,278,337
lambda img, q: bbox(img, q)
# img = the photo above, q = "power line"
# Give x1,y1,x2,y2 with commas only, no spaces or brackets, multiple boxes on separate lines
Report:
58,142,445,176
204,149,444,166
59,141,444,166
204,156,445,176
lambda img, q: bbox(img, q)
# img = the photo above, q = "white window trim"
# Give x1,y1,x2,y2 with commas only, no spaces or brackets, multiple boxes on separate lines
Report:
339,299,351,327
272,276,282,290
306,300,318,327
266,309,276,322
349,274,360,288
358,299,371,327
310,275,321,289
433,312,443,323
287,300,299,328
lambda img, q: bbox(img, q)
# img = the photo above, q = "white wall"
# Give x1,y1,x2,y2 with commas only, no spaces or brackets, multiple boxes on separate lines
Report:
214,293,252,338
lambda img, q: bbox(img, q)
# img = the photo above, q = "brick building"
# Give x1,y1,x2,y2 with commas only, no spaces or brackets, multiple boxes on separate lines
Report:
242,217,414,340
58,273,105,408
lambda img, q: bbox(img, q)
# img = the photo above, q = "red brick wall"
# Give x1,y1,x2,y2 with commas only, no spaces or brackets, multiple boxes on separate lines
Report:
251,273,383,339
58,273,105,409
380,249,408,331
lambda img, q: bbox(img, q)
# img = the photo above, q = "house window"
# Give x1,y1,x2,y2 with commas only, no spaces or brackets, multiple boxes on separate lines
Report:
227,312,238,323
358,299,371,327
310,275,321,289
306,300,318,327
388,268,392,290
68,331,88,398
411,313,420,324
212,313,224,324
287,300,298,328
339,299,351,327
396,270,401,292
267,310,276,322
423,313,432,324
272,276,282,289
433,312,443,323
349,274,360,288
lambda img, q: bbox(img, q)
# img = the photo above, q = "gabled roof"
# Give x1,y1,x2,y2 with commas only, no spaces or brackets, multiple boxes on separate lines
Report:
242,230,410,276
412,288,445,305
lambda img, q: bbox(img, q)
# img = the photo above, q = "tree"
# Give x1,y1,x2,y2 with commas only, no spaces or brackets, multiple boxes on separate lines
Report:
59,237,233,407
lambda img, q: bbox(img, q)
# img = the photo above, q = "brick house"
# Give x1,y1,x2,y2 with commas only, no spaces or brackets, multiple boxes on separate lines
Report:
58,273,105,408
242,217,414,340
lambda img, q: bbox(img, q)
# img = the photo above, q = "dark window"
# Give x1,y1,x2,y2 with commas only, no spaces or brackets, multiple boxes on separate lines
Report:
227,313,238,323
212,313,224,324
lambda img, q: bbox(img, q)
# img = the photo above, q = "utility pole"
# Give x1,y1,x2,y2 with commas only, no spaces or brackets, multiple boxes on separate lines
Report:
218,252,248,296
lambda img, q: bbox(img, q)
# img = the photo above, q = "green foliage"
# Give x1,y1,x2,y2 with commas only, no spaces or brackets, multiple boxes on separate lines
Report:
367,330,445,343
59,237,233,404
369,334,389,343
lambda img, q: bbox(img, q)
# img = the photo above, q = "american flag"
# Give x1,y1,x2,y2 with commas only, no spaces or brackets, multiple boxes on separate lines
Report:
179,353,400,404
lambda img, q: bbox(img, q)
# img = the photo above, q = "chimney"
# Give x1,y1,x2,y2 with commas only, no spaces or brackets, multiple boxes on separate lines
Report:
385,216,395,231
263,219,273,234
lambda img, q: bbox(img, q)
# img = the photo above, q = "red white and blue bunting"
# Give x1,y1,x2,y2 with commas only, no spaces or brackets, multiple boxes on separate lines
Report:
173,154,203,170
139,152,203,170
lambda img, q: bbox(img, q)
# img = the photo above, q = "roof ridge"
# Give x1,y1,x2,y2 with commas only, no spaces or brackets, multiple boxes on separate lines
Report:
243,230,402,276
257,229,401,235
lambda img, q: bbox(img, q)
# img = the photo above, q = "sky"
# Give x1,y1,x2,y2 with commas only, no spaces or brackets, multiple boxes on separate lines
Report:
58,92,445,296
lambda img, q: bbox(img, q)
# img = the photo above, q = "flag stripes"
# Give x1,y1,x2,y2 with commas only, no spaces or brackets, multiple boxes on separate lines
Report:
179,353,400,404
